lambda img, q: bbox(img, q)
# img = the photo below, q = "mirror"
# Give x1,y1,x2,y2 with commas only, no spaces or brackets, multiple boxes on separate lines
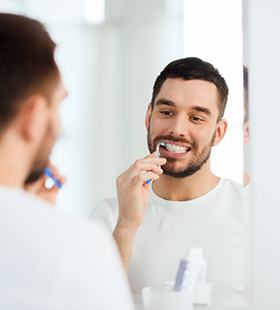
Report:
0,0,250,309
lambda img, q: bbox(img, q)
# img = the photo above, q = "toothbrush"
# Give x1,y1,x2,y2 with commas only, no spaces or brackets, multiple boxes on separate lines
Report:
43,167,63,189
146,142,165,185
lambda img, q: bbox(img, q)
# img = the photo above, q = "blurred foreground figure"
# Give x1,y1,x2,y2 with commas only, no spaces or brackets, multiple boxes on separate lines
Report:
0,13,134,310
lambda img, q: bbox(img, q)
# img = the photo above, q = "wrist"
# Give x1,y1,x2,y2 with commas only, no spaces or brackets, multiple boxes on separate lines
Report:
115,218,141,234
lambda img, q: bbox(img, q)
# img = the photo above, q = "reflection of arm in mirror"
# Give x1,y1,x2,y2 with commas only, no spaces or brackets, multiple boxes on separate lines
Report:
91,152,166,272
91,58,250,306
113,153,166,271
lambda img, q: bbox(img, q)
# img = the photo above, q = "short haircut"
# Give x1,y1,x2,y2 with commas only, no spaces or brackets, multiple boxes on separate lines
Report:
151,57,229,120
0,13,59,132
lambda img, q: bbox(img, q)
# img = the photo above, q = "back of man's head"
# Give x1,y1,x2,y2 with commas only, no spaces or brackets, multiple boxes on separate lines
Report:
0,13,58,133
151,57,229,120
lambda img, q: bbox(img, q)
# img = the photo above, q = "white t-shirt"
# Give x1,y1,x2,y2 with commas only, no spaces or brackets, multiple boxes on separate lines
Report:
91,179,250,307
0,186,134,310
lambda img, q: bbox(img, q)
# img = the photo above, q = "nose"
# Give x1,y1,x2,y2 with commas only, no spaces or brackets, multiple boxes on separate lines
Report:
168,114,189,137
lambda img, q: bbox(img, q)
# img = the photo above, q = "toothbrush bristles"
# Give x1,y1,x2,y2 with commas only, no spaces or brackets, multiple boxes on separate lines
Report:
156,143,164,158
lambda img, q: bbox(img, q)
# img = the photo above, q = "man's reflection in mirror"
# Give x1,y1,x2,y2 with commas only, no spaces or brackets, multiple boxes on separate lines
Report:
91,57,249,306
243,66,250,186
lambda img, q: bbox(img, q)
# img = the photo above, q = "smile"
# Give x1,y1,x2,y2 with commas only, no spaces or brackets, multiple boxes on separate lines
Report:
159,142,191,154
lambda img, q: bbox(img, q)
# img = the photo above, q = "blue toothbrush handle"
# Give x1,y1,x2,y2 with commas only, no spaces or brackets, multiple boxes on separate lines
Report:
146,179,152,185
146,144,162,186
43,167,63,189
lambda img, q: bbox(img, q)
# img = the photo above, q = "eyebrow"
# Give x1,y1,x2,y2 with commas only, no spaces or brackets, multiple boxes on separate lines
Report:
155,99,212,116
191,106,212,116
155,98,176,106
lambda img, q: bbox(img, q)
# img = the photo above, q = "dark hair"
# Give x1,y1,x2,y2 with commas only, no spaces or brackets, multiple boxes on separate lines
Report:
0,13,59,132
151,57,229,120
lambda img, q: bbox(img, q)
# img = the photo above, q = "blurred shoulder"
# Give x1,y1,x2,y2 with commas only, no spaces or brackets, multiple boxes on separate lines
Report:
89,197,119,233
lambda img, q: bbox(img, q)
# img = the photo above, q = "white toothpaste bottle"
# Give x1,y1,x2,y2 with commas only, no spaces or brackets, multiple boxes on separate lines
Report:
188,247,207,287
187,247,212,306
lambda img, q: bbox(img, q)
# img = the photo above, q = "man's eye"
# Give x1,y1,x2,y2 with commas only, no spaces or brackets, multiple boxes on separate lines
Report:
190,115,204,122
160,110,174,116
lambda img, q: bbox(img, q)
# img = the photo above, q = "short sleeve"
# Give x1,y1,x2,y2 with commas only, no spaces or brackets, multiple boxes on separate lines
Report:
89,199,119,233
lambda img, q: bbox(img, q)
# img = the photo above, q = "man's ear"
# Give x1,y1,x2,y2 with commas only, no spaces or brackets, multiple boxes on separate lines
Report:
213,119,228,146
145,104,152,130
19,95,48,142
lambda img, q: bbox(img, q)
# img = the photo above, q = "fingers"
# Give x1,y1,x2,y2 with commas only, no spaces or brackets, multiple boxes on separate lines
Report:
33,175,47,192
141,153,167,164
37,186,59,205
129,163,163,177
24,162,66,205
132,171,160,188
143,150,163,158
37,164,66,205
45,182,62,195
44,163,66,189
45,176,66,191
117,155,167,189
123,160,164,183
24,175,47,194
134,156,165,170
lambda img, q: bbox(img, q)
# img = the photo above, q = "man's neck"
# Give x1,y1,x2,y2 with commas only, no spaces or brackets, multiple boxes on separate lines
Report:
152,161,220,201
0,136,28,189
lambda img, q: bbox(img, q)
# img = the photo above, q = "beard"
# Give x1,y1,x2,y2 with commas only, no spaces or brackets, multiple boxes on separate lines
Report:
24,124,54,185
24,168,46,185
147,129,215,178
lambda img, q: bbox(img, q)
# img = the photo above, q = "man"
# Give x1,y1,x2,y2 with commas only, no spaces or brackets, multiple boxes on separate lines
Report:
91,57,250,304
0,13,134,309
243,66,250,185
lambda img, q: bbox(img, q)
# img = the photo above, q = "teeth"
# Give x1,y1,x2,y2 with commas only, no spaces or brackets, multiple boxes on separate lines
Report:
164,142,187,153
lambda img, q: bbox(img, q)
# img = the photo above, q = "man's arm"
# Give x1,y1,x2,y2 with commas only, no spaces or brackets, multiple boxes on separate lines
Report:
113,220,138,272
113,153,166,271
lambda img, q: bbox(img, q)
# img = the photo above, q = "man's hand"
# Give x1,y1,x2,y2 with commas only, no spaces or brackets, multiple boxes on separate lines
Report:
114,152,166,271
116,152,166,229
24,163,66,205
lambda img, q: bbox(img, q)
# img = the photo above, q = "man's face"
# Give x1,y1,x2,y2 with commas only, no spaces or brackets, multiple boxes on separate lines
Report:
146,78,226,178
25,76,67,184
